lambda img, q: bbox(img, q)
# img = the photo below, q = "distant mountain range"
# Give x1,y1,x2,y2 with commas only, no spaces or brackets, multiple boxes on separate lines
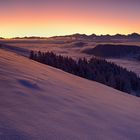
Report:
12,36,47,39
0,33,140,41
63,33,140,42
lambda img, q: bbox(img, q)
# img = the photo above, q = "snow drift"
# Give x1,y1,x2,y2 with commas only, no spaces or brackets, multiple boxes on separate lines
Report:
0,49,140,140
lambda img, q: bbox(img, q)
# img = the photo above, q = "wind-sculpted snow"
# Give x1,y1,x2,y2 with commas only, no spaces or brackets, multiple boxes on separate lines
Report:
18,79,41,91
0,43,29,57
0,49,140,140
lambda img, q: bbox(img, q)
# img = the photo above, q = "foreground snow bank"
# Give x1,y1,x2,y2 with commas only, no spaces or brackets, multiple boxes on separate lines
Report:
0,49,140,140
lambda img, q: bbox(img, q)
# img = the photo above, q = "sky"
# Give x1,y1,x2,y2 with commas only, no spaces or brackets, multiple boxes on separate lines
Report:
0,0,140,38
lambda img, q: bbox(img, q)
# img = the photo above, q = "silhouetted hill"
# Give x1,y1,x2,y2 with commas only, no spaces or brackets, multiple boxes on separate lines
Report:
82,44,140,58
128,33,140,39
73,42,87,47
1,33,140,41
65,33,140,42
12,36,47,39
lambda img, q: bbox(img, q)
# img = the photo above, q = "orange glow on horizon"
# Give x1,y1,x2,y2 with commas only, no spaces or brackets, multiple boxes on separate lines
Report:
0,1,140,38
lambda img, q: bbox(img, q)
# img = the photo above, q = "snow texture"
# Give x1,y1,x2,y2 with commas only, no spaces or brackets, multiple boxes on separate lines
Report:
0,49,140,140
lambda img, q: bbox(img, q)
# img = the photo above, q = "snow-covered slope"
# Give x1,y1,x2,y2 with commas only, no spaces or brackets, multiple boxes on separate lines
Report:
0,49,140,140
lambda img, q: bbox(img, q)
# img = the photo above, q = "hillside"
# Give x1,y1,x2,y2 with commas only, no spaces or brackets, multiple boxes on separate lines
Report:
0,49,140,140
83,44,140,58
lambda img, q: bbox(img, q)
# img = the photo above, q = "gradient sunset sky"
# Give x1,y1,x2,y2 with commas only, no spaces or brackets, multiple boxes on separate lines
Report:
0,0,140,38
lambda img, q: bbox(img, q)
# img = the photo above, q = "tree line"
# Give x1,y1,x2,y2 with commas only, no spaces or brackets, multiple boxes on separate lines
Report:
29,51,140,97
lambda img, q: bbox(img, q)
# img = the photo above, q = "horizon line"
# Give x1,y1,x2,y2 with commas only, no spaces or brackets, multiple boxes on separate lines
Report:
1,32,140,39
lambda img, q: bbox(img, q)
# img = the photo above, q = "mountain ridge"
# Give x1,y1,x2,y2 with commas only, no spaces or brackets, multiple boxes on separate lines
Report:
1,33,140,40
